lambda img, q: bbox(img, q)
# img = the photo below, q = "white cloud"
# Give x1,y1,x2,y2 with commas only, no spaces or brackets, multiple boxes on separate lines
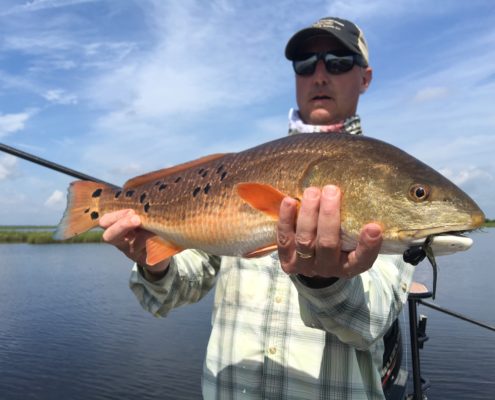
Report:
0,156,18,180
109,162,145,178
0,111,34,138
86,1,288,121
439,166,493,187
3,35,74,53
413,86,449,103
43,89,78,104
44,189,65,207
1,0,99,16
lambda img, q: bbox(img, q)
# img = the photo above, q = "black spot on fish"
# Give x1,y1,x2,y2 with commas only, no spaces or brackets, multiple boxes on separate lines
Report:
90,211,99,220
201,170,208,178
144,202,150,213
92,188,103,198
84,208,90,213
204,183,212,194
216,165,224,174
220,171,227,181
159,184,168,191
140,193,147,204
125,190,135,197
175,177,182,183
115,191,122,198
193,187,201,197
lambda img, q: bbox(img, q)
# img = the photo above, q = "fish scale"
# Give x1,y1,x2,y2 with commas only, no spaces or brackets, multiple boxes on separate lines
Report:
55,132,485,265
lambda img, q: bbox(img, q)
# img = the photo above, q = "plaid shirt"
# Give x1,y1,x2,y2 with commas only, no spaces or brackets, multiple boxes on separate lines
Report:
130,252,413,400
129,114,415,399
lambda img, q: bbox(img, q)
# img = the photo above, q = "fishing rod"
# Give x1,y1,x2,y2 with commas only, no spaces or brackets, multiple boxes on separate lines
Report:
0,142,117,187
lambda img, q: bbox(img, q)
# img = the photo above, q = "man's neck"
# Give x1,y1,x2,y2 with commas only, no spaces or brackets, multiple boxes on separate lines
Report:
288,109,363,136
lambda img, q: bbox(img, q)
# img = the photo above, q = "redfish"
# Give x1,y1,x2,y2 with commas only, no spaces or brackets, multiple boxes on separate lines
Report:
55,133,485,266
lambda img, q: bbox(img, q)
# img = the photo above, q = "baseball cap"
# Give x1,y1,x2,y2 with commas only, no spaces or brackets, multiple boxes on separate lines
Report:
285,17,369,66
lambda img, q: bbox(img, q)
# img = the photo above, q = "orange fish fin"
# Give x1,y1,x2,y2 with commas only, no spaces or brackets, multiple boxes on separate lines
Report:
244,244,278,258
145,236,183,266
54,181,112,240
124,153,229,188
236,182,288,219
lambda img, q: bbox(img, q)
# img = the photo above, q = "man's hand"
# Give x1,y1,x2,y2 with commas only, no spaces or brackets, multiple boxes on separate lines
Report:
99,209,170,276
277,185,382,280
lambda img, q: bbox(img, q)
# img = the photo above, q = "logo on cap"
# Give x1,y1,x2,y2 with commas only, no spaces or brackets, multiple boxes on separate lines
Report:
313,18,344,31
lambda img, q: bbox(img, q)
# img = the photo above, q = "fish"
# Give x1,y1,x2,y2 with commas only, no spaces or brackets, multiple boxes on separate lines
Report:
55,132,485,270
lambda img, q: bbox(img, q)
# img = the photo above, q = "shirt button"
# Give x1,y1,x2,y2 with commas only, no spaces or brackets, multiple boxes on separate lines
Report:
401,282,408,292
275,296,282,303
268,347,277,355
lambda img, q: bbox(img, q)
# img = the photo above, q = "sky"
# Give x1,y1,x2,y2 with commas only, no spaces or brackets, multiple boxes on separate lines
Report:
0,0,494,225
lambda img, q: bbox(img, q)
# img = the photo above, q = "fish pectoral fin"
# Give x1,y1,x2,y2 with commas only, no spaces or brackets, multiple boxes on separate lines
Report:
124,153,229,188
145,236,183,266
243,244,278,258
236,183,288,219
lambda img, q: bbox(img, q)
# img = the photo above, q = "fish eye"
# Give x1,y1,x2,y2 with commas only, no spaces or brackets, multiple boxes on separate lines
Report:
409,184,430,202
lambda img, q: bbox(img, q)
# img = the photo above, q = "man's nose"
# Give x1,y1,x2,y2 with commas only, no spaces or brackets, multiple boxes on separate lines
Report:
313,60,328,84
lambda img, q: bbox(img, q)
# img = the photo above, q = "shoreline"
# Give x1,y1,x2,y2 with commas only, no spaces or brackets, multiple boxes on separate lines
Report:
0,222,493,244
0,229,103,244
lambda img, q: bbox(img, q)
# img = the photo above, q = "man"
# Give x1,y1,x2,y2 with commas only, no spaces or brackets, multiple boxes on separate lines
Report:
100,17,414,400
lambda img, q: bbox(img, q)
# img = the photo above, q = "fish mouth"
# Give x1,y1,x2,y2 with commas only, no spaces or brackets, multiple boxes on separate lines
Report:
398,210,485,241
398,221,483,256
398,225,474,241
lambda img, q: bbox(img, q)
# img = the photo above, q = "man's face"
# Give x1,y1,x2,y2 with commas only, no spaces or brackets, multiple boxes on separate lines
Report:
295,36,372,125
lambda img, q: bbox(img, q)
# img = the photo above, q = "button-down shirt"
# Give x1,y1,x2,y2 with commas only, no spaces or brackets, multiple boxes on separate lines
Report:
129,114,415,399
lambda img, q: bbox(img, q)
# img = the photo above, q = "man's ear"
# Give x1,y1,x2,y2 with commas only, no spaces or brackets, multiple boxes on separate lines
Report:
360,67,372,94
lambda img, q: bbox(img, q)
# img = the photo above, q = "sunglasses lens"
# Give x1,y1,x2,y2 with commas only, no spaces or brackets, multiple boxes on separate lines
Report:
293,54,318,76
293,53,357,76
324,54,354,74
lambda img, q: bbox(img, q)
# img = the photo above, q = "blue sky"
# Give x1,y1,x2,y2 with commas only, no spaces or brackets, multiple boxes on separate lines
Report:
0,0,494,225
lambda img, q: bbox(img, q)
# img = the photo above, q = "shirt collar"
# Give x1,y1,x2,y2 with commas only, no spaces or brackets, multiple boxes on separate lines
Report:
288,108,363,136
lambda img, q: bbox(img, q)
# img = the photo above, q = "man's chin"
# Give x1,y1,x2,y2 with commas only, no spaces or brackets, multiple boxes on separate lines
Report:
307,110,338,125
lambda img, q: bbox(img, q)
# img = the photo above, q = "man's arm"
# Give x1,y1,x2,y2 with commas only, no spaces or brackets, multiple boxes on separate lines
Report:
99,210,220,317
129,249,221,317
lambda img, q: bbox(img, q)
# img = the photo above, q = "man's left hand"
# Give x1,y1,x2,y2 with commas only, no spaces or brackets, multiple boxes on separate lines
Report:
277,185,383,280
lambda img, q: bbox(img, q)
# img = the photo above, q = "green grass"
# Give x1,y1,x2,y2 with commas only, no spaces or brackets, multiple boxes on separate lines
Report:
0,229,103,244
1,218,493,245
484,219,495,228
0,225,56,230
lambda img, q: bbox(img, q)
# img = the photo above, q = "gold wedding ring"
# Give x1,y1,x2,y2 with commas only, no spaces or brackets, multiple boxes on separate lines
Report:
296,250,314,259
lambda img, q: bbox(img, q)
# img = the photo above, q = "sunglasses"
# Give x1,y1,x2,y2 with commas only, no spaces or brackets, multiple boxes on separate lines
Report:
292,52,367,76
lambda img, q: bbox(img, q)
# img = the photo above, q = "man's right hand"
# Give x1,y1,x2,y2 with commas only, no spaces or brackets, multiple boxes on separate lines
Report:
99,209,170,277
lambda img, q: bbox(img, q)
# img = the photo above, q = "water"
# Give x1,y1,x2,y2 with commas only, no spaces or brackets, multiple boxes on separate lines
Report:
0,232,494,399
405,230,495,399
0,244,211,399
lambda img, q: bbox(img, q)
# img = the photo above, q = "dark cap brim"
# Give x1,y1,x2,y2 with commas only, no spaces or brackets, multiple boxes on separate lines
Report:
285,27,360,60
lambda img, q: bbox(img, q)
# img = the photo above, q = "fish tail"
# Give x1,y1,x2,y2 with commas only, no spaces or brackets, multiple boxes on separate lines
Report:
54,181,110,240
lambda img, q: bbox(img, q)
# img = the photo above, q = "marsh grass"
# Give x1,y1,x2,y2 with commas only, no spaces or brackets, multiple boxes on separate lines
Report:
0,229,103,244
0,220,493,244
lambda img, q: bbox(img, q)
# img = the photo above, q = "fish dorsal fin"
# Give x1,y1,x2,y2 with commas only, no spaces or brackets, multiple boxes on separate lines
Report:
236,182,288,219
124,153,228,189
145,236,183,266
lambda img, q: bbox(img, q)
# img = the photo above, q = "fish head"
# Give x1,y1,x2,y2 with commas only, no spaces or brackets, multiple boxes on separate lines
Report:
306,136,485,253
359,142,484,251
